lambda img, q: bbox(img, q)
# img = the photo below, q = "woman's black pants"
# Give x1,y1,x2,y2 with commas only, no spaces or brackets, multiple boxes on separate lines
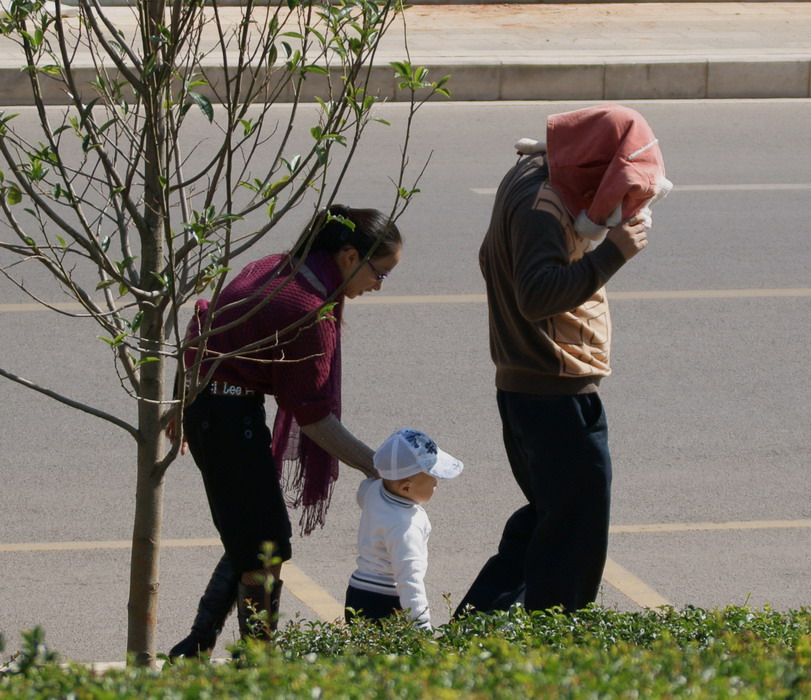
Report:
184,390,293,575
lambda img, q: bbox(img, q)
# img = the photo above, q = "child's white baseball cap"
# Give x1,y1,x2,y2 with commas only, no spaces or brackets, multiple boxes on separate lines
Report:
374,428,463,481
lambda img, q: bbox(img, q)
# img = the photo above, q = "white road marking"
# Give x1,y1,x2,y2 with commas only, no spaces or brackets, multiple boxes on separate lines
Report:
472,184,811,195
352,289,811,303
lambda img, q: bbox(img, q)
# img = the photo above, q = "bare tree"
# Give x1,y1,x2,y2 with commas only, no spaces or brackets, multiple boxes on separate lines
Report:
0,0,448,666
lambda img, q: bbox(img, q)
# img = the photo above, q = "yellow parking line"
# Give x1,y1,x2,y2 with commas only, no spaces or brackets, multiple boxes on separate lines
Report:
610,519,811,534
352,294,486,305
608,288,811,300
603,519,811,609
602,558,671,609
282,562,344,622
5,519,810,618
0,537,343,622
0,302,86,312
2,288,810,313
0,538,222,552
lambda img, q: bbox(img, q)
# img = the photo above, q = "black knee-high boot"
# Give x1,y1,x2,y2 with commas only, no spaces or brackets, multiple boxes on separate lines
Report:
237,579,284,640
169,553,238,659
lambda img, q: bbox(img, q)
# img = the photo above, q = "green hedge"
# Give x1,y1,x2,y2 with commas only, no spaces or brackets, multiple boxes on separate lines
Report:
2,605,811,698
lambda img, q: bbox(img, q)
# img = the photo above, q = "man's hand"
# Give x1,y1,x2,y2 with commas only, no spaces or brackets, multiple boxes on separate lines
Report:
605,213,650,260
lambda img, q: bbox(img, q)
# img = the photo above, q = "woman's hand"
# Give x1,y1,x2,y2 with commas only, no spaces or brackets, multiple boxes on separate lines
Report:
299,414,377,476
362,465,381,480
165,416,188,456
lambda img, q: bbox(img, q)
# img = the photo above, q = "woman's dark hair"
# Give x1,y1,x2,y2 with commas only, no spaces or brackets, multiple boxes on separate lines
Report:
294,204,402,260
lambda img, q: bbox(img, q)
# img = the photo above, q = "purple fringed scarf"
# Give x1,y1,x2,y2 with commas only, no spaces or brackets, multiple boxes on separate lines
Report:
271,254,343,536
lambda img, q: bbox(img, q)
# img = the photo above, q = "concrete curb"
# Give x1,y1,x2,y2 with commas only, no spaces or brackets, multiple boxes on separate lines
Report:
2,58,808,105
421,57,811,101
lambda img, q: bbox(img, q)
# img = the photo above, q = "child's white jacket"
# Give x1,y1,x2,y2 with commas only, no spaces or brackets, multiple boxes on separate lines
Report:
348,478,432,629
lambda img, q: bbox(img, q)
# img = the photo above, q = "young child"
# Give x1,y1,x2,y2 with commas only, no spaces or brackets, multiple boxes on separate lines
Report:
345,428,463,630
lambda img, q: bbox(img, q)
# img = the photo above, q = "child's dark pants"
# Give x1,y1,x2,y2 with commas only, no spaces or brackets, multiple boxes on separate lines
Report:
345,585,402,624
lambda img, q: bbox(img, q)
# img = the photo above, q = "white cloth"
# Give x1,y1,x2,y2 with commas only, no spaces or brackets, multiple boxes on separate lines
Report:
348,478,432,629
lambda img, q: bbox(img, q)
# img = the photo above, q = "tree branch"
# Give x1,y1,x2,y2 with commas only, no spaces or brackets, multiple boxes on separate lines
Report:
0,366,139,440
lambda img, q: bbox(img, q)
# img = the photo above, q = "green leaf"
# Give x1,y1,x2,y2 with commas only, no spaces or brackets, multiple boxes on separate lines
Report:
134,356,159,368
115,256,136,273
281,154,301,173
37,64,61,76
390,60,408,77
130,311,143,332
79,98,99,128
286,49,302,70
7,183,22,204
240,118,256,137
150,271,170,289
97,332,127,348
303,25,325,44
97,118,116,134
143,54,157,79
318,302,337,321
188,91,213,122
81,134,98,152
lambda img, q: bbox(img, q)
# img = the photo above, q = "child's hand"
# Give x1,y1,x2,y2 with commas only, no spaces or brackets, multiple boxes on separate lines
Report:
605,213,650,260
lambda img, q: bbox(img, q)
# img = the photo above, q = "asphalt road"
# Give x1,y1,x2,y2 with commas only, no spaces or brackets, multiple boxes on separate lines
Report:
1,100,810,664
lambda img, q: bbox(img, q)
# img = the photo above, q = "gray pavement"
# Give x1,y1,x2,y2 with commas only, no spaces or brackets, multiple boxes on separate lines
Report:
2,99,810,664
0,3,810,103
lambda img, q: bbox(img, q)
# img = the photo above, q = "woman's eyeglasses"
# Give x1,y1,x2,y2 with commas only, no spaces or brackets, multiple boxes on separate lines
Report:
366,258,389,281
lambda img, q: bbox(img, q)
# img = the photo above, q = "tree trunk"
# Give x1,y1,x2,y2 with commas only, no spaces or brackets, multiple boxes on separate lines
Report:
127,428,165,667
127,45,168,658
126,275,167,666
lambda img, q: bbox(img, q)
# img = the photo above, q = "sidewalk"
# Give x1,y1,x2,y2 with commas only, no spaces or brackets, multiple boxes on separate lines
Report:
394,2,811,99
0,2,809,102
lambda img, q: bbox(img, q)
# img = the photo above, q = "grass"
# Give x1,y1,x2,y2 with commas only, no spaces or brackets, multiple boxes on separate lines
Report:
2,605,810,698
